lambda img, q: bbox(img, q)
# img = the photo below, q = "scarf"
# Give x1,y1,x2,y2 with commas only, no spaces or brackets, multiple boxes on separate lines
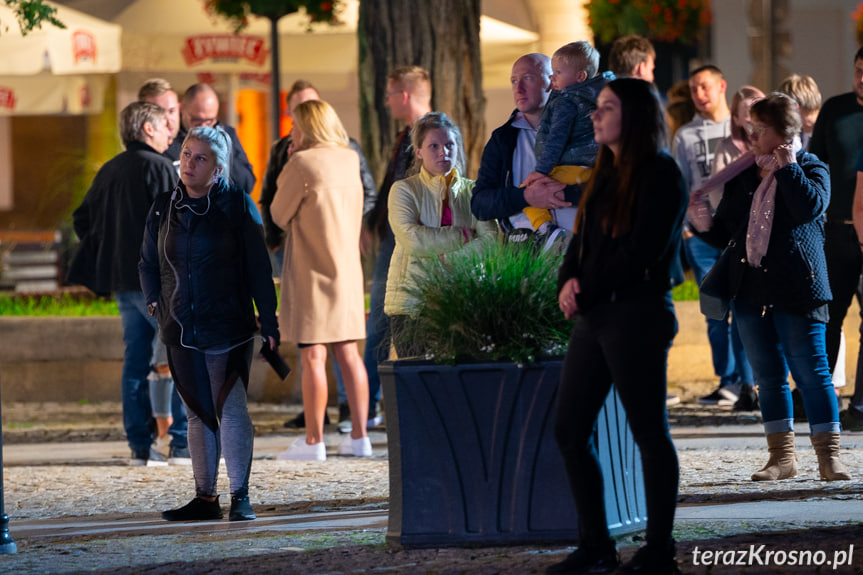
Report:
687,136,802,268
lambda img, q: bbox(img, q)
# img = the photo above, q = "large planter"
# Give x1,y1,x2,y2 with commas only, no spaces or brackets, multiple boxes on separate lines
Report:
380,359,647,548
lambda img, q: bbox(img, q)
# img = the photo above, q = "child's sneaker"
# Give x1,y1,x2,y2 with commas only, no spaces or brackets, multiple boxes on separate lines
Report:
536,224,568,254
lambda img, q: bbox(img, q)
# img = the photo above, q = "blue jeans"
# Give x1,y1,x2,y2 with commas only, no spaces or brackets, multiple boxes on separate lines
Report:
733,300,840,434
362,229,395,411
685,235,753,387
115,292,187,452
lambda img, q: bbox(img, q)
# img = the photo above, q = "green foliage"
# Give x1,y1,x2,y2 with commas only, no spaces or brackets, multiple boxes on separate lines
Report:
585,0,712,46
402,242,573,365
0,292,118,316
204,0,341,32
1,0,64,36
672,279,699,302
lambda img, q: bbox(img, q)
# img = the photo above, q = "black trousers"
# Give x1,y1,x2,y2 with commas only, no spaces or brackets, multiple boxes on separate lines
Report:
554,292,679,547
824,222,863,374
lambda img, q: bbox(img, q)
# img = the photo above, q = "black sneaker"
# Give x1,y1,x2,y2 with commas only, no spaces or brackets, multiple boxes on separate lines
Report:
699,385,739,406
546,542,619,574
733,384,759,411
616,541,681,574
284,410,330,429
791,388,808,421
337,402,352,434
840,405,863,432
162,496,223,522
229,495,256,521
130,447,168,467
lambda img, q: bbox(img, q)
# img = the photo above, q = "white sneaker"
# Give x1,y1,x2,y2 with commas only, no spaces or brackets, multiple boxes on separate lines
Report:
275,437,326,461
338,435,372,457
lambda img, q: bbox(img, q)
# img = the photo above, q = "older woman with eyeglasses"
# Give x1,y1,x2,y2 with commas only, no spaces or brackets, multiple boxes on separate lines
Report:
689,92,850,483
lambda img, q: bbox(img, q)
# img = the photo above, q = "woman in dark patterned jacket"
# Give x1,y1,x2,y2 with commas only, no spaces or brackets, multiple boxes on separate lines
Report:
689,92,850,484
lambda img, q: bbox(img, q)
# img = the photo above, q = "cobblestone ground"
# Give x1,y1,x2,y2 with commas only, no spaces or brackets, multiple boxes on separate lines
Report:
1,402,862,574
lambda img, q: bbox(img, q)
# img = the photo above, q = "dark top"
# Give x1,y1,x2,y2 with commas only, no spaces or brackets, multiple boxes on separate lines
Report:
366,125,414,240
558,151,686,312
471,110,582,227
165,122,256,195
68,141,177,295
808,92,863,222
534,72,613,175
697,151,832,318
138,180,279,349
258,135,378,250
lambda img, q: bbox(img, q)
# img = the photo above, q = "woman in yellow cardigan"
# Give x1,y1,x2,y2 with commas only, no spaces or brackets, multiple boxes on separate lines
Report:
384,112,499,356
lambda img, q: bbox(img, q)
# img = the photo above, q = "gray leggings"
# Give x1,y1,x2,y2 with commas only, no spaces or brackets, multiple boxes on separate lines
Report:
172,346,255,499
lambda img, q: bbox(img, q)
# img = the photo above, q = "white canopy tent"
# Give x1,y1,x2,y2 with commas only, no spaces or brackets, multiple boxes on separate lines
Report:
111,0,539,135
0,0,121,115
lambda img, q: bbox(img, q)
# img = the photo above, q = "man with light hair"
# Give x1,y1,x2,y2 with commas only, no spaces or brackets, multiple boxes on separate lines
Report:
608,34,656,83
362,65,433,430
777,74,822,151
69,102,177,467
136,78,189,464
673,64,751,407
138,79,180,152
471,53,575,233
165,83,256,194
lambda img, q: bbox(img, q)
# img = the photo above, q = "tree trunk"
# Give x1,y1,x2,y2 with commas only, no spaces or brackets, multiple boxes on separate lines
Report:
358,0,485,184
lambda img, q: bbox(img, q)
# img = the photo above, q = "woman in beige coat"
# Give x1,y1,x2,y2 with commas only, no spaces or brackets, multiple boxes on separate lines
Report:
270,100,370,461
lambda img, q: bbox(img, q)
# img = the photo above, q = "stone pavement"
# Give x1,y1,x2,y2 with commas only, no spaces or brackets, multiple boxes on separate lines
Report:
1,402,862,574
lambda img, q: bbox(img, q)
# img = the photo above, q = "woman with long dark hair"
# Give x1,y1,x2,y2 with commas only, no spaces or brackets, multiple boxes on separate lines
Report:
548,78,686,575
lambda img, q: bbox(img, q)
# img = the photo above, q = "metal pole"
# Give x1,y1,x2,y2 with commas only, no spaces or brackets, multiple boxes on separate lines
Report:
269,14,282,141
0,373,18,554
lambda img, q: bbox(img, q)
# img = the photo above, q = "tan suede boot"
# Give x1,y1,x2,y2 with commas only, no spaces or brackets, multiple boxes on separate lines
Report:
751,431,798,481
810,432,852,481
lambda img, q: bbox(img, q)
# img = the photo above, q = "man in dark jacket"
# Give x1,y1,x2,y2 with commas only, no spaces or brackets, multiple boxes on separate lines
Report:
68,101,180,467
165,83,256,194
470,54,575,233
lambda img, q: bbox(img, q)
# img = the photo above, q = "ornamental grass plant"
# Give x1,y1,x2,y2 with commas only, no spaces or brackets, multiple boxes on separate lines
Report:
401,241,572,365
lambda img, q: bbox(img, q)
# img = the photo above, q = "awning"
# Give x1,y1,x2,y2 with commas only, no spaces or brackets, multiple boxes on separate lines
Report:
0,1,120,114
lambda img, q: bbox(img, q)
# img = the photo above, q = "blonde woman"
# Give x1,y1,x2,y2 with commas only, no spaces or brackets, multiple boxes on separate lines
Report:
384,112,499,356
271,100,370,461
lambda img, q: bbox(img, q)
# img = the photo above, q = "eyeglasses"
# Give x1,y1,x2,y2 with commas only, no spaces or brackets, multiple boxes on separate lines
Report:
745,122,769,136
188,115,218,128
386,90,404,98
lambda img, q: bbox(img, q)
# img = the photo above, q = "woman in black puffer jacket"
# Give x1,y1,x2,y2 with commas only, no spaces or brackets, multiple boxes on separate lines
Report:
140,126,279,523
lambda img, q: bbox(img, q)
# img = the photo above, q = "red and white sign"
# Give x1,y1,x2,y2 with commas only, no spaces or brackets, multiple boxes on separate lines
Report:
72,30,97,64
0,87,16,110
182,35,268,67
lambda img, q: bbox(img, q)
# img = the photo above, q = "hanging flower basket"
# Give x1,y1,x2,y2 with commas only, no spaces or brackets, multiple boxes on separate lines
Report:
853,2,863,46
204,0,342,32
586,0,712,46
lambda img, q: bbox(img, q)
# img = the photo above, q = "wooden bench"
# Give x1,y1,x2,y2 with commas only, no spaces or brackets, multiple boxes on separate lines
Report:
0,230,63,292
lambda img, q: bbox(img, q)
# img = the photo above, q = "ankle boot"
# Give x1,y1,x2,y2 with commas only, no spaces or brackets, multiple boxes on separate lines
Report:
810,432,851,481
751,431,798,481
